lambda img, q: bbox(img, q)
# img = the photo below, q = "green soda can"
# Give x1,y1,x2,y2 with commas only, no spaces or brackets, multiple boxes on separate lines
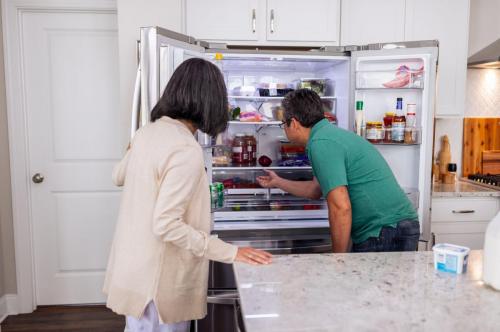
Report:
215,182,225,208
209,184,218,209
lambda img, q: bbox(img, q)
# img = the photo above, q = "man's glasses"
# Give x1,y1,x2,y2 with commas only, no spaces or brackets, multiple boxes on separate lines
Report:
279,120,289,129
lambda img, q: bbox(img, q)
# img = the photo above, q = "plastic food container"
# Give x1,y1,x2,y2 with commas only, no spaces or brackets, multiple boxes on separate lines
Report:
294,78,334,96
432,243,470,274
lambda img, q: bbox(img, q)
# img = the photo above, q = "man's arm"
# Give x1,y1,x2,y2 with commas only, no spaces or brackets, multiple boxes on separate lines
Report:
257,170,322,200
326,186,352,253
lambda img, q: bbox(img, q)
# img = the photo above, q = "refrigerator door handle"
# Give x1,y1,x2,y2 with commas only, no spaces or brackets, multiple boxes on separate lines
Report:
207,290,239,305
130,65,141,139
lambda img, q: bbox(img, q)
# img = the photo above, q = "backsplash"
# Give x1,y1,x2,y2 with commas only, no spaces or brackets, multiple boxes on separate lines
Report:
434,69,499,178
434,118,463,177
465,69,500,117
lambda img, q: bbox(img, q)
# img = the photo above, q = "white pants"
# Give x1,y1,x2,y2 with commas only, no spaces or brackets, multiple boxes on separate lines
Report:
126,301,190,332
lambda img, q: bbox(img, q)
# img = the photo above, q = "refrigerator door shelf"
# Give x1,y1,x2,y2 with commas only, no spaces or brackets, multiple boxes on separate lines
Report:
356,70,425,90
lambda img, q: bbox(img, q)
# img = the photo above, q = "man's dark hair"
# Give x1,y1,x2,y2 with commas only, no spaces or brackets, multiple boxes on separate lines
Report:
151,58,228,136
282,89,325,128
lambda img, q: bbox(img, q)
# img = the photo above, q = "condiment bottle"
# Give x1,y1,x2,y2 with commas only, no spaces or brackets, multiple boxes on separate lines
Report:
355,101,365,137
383,112,394,143
366,122,383,143
405,103,417,144
392,97,405,143
244,133,257,164
232,133,248,164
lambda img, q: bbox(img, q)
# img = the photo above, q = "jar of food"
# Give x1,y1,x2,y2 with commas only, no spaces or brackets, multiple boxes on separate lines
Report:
383,112,394,143
232,133,248,164
366,122,383,143
244,133,257,164
392,115,406,143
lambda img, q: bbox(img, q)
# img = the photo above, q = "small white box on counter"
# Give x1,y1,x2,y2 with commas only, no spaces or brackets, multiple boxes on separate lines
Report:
432,243,470,274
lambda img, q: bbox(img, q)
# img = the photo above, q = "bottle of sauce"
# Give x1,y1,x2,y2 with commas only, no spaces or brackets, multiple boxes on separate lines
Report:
383,112,394,143
392,98,405,143
244,133,257,164
232,133,248,164
405,103,417,144
355,101,365,137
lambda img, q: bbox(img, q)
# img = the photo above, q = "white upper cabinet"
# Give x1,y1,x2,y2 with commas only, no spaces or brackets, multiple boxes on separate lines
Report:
405,0,470,117
186,0,340,46
185,0,260,41
265,0,340,43
340,0,405,46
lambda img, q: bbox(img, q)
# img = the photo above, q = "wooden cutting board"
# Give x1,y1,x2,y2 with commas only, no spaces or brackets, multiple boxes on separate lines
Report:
483,150,500,174
462,118,500,177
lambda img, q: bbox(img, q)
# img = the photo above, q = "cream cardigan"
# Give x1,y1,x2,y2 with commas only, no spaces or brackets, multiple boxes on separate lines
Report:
103,116,238,323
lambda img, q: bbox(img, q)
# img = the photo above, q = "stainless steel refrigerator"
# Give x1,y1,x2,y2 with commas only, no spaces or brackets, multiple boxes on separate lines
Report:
132,27,438,332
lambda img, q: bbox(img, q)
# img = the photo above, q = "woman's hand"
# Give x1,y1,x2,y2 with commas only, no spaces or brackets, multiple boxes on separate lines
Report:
256,170,282,189
235,247,272,265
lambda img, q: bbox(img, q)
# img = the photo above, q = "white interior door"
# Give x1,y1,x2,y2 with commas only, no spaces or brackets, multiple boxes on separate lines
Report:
22,11,123,304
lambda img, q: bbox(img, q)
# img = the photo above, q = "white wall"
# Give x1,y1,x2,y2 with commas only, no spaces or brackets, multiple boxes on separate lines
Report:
116,0,183,140
468,0,500,57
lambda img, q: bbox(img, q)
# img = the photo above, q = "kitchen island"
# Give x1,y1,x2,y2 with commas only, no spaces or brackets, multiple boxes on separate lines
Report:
234,251,500,332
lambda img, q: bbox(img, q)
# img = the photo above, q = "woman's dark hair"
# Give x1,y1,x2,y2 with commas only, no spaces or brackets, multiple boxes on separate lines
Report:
282,89,325,128
151,58,228,136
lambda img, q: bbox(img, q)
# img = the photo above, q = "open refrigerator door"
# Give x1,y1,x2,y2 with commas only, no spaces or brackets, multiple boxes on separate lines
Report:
350,41,438,244
132,27,207,135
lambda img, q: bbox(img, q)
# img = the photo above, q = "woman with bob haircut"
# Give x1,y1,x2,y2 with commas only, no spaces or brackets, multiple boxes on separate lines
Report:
104,58,272,332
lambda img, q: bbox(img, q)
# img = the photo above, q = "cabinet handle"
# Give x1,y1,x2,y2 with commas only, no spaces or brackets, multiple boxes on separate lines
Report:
270,9,275,33
452,210,475,214
252,9,256,33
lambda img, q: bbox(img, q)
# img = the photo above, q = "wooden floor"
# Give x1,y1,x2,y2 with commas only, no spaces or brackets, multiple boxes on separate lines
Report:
1,305,125,332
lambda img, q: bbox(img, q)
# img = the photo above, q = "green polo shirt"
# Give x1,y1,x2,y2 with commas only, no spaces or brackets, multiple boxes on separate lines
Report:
307,119,418,244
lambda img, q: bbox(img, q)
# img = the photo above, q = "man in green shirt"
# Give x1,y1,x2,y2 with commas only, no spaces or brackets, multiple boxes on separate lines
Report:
257,89,419,253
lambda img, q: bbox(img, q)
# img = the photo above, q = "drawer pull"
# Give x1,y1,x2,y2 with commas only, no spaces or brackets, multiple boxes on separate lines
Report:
452,210,475,214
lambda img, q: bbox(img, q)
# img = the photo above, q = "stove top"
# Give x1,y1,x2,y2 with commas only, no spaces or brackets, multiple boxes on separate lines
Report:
467,173,500,189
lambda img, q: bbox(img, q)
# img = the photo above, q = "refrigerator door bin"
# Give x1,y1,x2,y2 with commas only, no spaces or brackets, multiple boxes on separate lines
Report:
356,69,425,89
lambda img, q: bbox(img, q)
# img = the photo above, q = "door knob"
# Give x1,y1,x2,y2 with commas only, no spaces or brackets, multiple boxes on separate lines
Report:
32,173,44,183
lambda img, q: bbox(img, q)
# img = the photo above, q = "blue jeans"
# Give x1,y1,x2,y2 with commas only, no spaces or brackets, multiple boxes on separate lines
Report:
352,219,420,253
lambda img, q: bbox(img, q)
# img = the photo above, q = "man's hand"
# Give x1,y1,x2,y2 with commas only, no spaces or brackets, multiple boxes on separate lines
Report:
256,170,282,188
235,247,273,265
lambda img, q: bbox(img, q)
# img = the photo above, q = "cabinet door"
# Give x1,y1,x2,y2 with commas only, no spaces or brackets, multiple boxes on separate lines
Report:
266,0,340,43
186,0,259,41
405,0,470,117
341,0,405,46
432,221,490,250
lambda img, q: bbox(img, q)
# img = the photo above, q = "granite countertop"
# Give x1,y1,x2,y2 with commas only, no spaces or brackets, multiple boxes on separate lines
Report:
432,180,500,198
234,251,500,332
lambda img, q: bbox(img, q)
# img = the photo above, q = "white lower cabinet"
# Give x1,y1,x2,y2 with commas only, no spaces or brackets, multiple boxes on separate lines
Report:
431,197,500,249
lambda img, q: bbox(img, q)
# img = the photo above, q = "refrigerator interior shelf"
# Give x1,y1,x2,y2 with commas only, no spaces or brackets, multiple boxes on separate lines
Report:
228,96,337,101
212,165,312,171
228,121,282,125
355,87,424,91
371,142,421,146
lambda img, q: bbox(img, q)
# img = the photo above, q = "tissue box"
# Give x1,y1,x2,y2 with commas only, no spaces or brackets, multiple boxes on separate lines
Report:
432,243,470,274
